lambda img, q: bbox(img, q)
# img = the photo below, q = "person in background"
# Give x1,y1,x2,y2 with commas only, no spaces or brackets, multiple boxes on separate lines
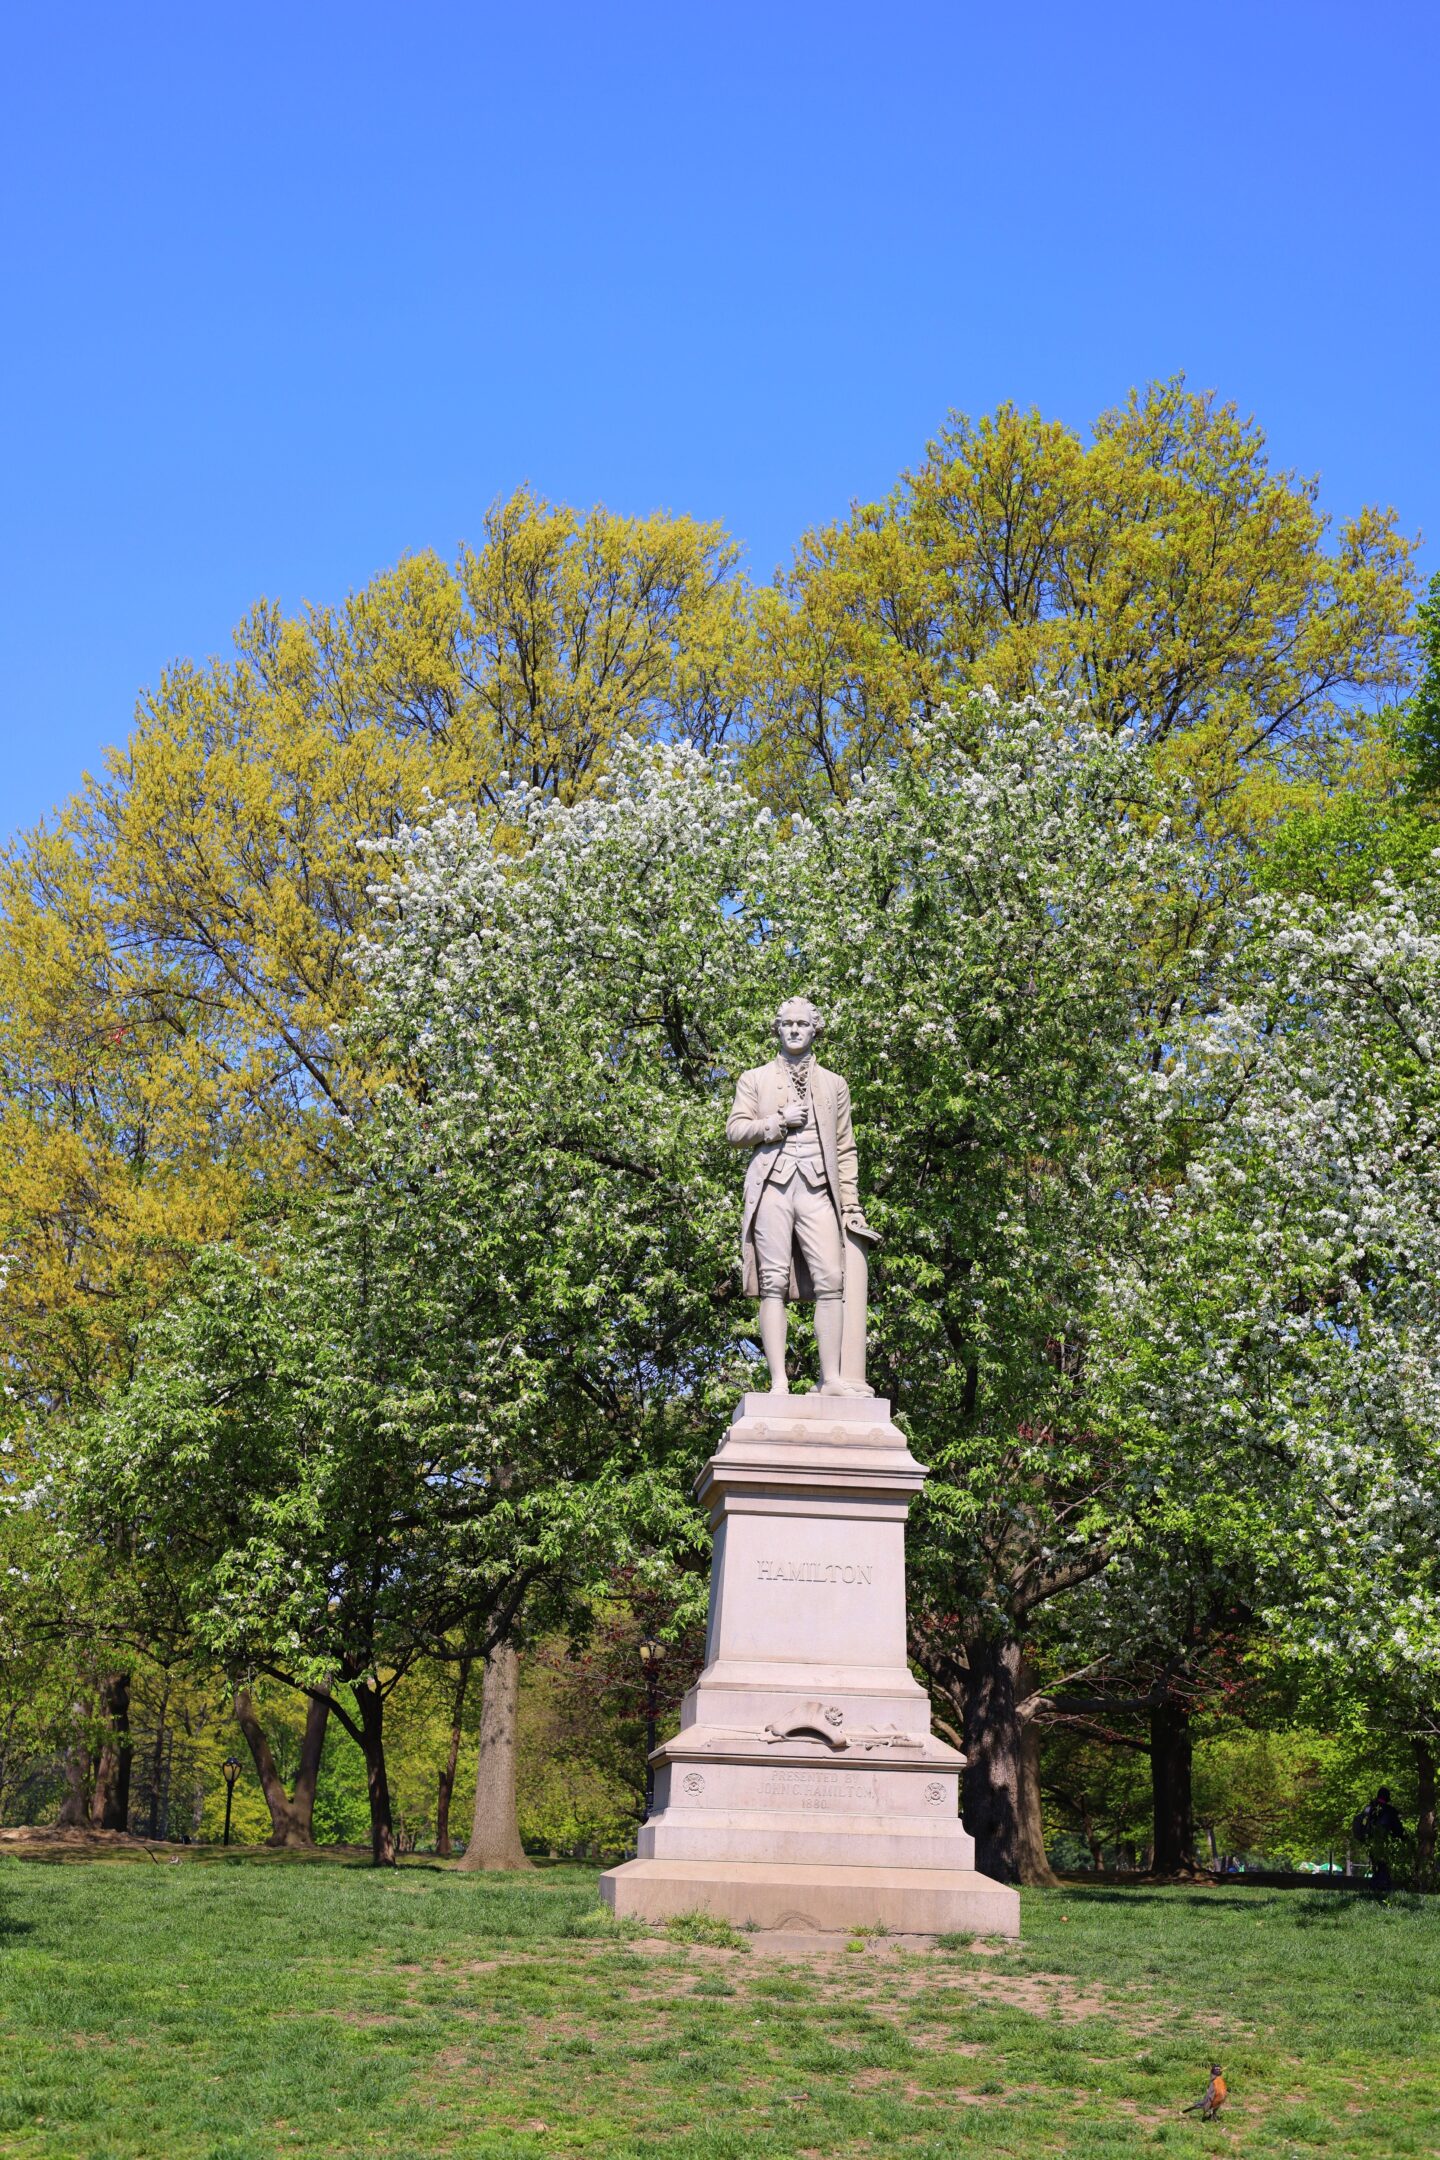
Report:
1353,1786,1406,1896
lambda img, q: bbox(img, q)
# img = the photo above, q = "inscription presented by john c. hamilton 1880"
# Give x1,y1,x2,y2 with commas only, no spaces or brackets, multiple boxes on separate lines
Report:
757,1558,873,1585
759,1767,878,1810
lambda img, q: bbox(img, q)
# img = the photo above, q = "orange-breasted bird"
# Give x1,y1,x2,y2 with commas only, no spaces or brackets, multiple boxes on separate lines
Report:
1181,2064,1227,2120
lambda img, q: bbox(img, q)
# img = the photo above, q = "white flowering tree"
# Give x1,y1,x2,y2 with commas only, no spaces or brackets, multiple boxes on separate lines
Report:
774,701,1227,1881
357,703,1226,1882
58,745,778,1866
1103,869,1440,1878
350,744,793,1860
92,699,1438,1883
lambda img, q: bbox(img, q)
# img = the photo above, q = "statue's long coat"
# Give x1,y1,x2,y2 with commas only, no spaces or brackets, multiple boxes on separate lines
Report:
726,1056,861,1298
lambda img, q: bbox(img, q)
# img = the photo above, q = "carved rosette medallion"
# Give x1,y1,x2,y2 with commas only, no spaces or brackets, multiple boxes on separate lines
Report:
924,1779,946,1805
682,1771,706,1797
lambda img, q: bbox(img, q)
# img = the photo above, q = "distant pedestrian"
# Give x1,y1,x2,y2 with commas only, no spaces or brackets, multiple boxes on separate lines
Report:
1352,1787,1406,1896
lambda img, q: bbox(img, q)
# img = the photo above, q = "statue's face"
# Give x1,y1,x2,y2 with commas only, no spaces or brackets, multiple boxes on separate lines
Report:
776,1003,818,1056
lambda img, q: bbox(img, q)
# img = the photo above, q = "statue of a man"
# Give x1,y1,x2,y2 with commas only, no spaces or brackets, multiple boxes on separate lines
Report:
727,996,878,1395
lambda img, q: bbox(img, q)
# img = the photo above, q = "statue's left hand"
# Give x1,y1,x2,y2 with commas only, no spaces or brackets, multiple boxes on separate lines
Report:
843,1207,880,1241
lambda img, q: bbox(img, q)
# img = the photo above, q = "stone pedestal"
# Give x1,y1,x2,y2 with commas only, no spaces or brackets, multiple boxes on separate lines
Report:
601,1394,1019,1936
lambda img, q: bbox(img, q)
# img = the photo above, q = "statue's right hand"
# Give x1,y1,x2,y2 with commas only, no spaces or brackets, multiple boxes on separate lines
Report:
781,1102,808,1131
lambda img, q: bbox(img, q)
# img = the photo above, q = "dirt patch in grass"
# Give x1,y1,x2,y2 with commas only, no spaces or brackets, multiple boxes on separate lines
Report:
0,1825,187,1862
969,1971,1114,2020
0,1824,381,1866
755,1950,1118,2022
613,1931,1119,2020
406,1937,1132,2033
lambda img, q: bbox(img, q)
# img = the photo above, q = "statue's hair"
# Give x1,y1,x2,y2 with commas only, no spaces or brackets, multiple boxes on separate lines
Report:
774,995,824,1038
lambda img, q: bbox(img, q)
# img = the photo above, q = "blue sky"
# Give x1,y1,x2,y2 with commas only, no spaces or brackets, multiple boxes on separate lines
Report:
3,0,1435,840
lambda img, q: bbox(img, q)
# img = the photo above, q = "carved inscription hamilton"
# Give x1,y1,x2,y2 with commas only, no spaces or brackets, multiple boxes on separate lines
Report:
757,1558,874,1585
759,1768,878,1810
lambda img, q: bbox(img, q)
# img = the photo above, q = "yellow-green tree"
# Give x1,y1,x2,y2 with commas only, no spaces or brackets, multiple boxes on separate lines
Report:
0,489,748,1412
748,378,1417,813
0,491,747,1834
0,829,241,1408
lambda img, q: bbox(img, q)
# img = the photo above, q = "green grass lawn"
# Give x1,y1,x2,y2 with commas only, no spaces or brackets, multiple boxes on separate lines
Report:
1,1855,1436,2158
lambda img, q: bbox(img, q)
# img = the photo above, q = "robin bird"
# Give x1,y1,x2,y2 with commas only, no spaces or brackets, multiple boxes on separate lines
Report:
1181,2064,1226,2120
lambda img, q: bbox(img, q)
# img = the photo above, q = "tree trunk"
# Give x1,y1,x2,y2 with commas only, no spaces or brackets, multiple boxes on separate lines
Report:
459,1638,531,1871
435,1659,471,1859
57,1718,90,1826
90,1672,132,1831
233,1685,329,1847
147,1674,171,1840
291,1684,331,1840
960,1633,1024,1883
1149,1695,1196,1875
354,1681,396,1867
1016,1688,1060,1887
1414,1735,1437,1889
159,1724,176,1840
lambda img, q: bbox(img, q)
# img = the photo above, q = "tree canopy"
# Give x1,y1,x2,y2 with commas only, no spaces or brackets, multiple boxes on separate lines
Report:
0,490,746,1411
4,380,1433,1884
748,379,1416,816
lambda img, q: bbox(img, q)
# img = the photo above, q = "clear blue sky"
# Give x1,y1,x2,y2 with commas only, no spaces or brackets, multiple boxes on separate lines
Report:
3,0,1435,840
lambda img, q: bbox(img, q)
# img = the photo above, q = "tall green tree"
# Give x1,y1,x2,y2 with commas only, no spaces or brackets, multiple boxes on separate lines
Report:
1400,571,1440,801
749,379,1416,820
0,490,748,1413
2,491,746,1827
64,1196,526,1866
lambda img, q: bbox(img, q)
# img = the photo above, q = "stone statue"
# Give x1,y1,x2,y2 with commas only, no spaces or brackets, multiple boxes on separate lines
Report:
727,996,880,1395
603,995,1017,1940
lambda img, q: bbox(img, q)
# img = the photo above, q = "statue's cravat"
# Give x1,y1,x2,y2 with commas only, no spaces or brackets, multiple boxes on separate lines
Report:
780,1057,825,1182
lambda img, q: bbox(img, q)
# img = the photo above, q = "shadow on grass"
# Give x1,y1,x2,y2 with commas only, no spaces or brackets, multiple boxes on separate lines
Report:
180,1846,592,1875
1052,1886,1286,1910
0,1879,32,1941
1054,1884,1423,1920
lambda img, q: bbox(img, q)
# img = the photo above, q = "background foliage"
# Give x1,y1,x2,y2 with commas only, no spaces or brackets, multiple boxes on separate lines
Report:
2,382,1434,1886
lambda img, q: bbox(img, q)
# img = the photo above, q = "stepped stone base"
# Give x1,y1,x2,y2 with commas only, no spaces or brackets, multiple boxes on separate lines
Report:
601,1393,1018,1943
601,1858,1019,1936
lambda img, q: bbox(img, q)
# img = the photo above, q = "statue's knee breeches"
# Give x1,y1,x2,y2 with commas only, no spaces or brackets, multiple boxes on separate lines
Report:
753,1184,795,1297
753,1176,843,1300
796,1189,844,1297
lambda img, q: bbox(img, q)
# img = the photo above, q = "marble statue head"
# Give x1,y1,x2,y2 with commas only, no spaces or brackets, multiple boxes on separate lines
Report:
774,996,823,1057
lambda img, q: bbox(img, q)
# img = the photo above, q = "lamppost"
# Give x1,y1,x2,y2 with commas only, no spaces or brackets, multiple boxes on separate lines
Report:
637,1637,666,1823
221,1755,241,1846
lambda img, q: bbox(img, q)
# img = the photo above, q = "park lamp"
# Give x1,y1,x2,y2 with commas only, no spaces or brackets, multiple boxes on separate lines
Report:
638,1636,666,1673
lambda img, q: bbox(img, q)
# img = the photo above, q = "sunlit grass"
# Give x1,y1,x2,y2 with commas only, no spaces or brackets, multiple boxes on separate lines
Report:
1,1857,1436,2156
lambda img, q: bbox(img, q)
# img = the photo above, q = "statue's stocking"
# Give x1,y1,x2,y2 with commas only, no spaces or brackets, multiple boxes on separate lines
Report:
814,1296,843,1389
758,1296,789,1392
